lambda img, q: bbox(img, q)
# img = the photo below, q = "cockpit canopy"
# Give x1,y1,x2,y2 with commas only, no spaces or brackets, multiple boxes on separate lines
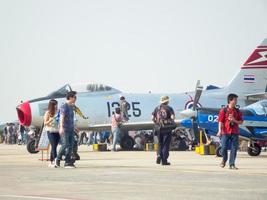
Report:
48,83,121,98
246,100,267,115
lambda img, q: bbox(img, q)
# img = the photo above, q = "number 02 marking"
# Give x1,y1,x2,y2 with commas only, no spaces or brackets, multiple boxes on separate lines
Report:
208,115,218,122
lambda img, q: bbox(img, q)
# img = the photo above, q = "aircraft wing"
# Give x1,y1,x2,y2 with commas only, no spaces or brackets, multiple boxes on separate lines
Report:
88,119,183,132
238,133,267,142
244,92,267,101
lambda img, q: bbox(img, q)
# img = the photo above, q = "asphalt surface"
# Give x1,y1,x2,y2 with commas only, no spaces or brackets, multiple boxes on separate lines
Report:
0,144,267,200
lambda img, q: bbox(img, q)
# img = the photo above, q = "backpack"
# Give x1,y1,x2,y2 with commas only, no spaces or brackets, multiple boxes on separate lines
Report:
156,106,169,125
154,105,176,133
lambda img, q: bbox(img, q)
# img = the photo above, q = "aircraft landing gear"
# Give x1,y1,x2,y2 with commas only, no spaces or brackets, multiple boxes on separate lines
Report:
215,146,222,157
27,139,39,154
247,142,261,156
26,128,41,154
120,135,135,150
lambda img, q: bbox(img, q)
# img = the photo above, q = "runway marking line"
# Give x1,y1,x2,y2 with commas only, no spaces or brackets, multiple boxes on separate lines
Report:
0,195,87,200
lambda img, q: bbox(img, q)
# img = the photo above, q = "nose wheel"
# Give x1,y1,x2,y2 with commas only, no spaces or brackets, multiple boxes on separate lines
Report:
27,139,39,154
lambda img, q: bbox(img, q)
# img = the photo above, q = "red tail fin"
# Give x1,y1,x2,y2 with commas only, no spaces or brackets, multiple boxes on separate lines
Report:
243,39,267,69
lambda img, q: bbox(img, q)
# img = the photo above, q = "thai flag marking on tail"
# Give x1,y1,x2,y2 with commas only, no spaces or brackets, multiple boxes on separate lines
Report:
244,75,255,83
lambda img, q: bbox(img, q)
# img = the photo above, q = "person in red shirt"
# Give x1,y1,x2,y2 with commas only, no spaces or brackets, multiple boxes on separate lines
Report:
217,93,243,170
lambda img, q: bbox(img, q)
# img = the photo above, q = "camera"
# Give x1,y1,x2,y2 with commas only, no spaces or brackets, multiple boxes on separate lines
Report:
229,121,235,127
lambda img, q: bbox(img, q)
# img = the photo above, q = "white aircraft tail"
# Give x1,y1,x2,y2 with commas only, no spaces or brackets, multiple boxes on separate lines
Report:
225,38,267,96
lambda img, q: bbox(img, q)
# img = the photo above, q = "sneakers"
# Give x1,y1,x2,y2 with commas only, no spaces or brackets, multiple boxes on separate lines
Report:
55,158,60,167
229,165,238,170
156,156,161,164
220,161,226,168
162,162,171,166
220,161,238,170
64,164,76,169
48,162,56,168
54,157,77,169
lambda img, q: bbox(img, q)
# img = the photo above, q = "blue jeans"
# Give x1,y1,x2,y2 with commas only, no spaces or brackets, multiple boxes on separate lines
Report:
57,131,75,165
20,131,25,144
112,127,121,151
157,131,172,163
47,132,60,162
221,134,239,166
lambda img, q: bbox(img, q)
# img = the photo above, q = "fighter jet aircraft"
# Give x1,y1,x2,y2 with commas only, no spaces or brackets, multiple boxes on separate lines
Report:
180,99,267,157
16,38,267,152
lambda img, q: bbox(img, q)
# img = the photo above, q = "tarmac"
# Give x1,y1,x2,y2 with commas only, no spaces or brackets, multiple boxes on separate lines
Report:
0,144,267,200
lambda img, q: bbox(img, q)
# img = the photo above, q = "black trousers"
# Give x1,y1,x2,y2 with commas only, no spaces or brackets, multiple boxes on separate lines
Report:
157,131,172,163
47,132,60,162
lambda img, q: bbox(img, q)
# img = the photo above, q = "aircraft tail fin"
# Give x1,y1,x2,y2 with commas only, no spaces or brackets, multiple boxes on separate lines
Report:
225,38,267,96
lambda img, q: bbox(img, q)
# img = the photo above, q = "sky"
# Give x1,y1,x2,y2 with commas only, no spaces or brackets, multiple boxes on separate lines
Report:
0,0,267,123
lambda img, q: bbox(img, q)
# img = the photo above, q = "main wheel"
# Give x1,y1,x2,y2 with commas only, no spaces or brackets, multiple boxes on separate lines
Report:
215,146,222,157
27,139,39,154
177,139,188,151
247,143,261,156
120,136,134,150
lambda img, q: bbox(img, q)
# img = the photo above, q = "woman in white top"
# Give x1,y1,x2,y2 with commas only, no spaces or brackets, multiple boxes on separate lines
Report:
44,99,60,167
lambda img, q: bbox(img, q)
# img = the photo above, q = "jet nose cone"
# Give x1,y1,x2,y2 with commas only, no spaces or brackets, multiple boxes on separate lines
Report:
16,101,32,126
180,109,197,118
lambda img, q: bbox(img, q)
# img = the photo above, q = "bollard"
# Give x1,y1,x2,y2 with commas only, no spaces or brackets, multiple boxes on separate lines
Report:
145,143,154,151
93,144,99,151
154,143,158,151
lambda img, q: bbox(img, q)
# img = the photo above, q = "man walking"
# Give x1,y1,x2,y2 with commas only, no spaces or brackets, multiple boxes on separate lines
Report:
217,93,243,170
152,96,175,165
55,91,77,168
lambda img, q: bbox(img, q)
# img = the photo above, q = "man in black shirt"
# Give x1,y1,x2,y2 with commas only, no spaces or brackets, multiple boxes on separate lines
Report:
119,96,130,122
152,96,175,165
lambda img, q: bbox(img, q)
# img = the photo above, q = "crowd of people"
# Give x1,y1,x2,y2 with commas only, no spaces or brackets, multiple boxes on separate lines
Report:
0,123,29,145
0,123,111,147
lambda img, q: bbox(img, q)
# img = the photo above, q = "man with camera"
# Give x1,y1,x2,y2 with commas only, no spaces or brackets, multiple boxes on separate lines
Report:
217,94,243,170
152,96,175,166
